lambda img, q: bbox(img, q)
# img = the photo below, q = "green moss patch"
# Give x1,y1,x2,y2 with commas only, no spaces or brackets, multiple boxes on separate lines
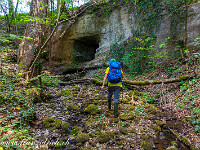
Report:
97,132,110,143
43,117,55,128
55,119,62,128
76,133,89,143
67,104,79,111
85,104,99,115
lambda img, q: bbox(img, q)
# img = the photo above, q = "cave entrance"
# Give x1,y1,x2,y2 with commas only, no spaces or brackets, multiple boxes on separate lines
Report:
73,36,99,62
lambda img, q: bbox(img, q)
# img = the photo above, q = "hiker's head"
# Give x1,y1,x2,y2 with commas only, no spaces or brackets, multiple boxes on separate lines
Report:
110,59,116,63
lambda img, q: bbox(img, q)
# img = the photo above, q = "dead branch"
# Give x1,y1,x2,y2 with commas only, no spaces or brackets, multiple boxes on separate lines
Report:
58,73,199,87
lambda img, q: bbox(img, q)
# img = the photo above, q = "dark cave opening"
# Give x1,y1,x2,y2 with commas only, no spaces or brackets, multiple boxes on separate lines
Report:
73,36,99,62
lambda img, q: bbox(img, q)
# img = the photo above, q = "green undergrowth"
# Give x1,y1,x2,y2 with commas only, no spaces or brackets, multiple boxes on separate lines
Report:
0,46,62,149
175,79,200,133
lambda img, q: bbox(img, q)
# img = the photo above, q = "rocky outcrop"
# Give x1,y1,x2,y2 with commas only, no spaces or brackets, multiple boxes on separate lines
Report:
50,6,138,68
18,2,199,72
50,2,200,70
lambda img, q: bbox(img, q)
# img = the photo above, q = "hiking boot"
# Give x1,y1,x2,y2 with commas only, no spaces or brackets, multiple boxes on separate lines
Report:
108,99,111,110
114,103,120,117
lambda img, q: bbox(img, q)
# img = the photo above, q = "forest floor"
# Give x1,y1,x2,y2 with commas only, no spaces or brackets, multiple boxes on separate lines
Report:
0,47,200,150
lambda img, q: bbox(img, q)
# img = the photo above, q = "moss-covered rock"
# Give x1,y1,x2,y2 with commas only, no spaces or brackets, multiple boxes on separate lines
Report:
105,131,114,139
62,123,70,130
84,104,98,115
157,120,166,128
97,132,110,143
43,117,54,128
110,118,119,123
67,104,79,111
153,125,161,133
76,133,89,143
58,89,71,96
128,128,136,133
140,141,152,150
119,127,128,135
119,113,136,121
71,126,82,135
80,145,93,150
55,119,62,128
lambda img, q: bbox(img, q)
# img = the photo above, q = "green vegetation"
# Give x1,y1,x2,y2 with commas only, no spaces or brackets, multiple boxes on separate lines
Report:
0,0,199,149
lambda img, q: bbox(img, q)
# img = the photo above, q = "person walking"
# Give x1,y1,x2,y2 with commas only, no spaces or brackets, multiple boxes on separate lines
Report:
101,59,124,117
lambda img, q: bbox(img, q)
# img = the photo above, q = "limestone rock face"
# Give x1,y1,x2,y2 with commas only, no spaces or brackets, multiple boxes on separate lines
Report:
50,7,137,68
49,2,200,69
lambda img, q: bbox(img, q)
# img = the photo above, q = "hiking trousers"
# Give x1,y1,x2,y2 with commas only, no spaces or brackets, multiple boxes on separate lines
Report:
108,86,121,103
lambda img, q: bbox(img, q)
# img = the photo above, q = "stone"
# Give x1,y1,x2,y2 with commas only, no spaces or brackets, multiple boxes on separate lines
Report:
76,133,89,143
97,132,110,143
166,146,177,150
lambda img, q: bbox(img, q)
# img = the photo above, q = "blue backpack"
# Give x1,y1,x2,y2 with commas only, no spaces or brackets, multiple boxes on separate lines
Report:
108,62,122,83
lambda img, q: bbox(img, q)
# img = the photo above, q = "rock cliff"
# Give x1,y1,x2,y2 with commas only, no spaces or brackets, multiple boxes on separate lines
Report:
20,1,200,72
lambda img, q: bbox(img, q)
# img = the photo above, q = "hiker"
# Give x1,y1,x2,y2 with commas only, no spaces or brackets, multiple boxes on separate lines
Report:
101,59,124,117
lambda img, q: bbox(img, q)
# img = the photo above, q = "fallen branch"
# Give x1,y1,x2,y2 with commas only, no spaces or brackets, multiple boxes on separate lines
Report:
123,74,198,86
58,73,199,87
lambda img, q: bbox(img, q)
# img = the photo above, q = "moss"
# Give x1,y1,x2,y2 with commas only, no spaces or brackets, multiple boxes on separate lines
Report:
89,140,96,147
153,125,161,133
182,137,190,145
60,136,69,142
71,126,82,135
184,116,192,122
97,132,110,143
67,104,79,111
119,121,129,127
178,75,191,81
140,141,152,150
106,131,114,139
128,105,135,110
157,120,166,128
43,117,54,128
141,133,149,140
88,132,95,138
125,95,131,101
119,127,128,135
128,128,136,133
62,123,70,130
80,145,93,150
72,86,81,91
113,130,120,135
55,119,62,128
84,104,98,115
132,95,140,101
129,90,140,97
58,89,71,96
76,133,89,143
110,118,119,123
171,141,178,147
105,111,110,117
119,113,135,121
